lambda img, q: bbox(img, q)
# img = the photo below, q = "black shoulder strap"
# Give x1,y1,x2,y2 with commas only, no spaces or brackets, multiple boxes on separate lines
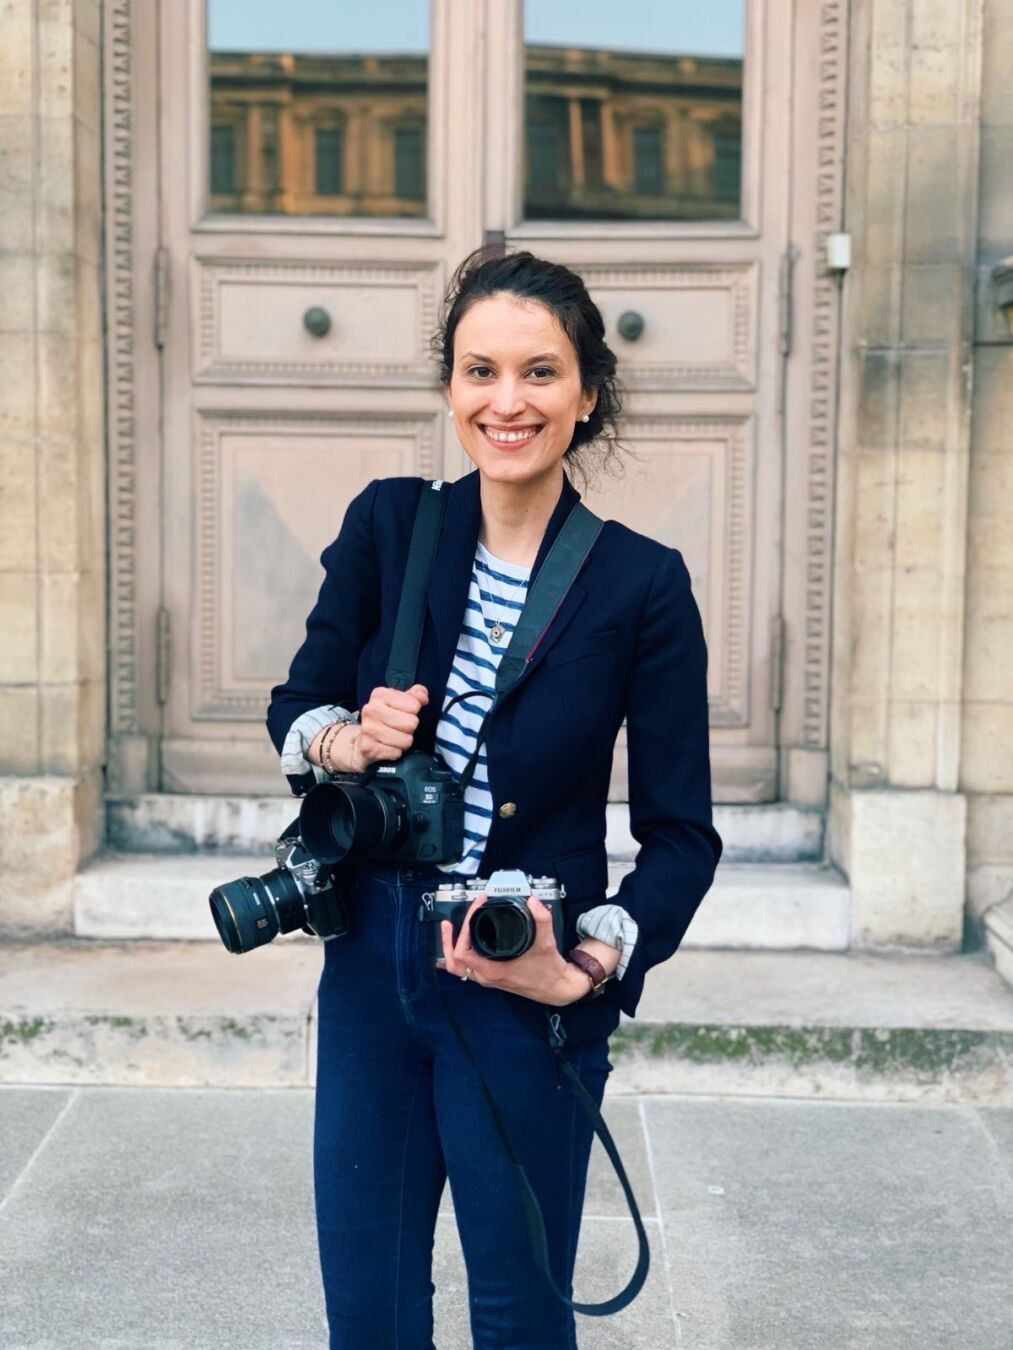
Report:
385,479,449,691
494,501,603,694
452,500,604,790
428,961,650,1316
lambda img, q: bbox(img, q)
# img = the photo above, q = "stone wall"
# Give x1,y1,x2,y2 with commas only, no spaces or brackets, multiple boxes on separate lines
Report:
0,0,105,930
965,0,1013,929
829,0,983,948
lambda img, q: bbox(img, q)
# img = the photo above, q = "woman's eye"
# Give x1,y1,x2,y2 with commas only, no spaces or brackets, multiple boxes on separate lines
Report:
466,365,556,379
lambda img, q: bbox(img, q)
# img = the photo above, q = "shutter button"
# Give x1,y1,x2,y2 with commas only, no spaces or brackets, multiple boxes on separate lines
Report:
498,801,517,819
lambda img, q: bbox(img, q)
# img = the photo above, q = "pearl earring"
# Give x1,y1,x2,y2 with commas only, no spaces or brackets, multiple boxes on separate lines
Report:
447,409,454,418
581,413,590,423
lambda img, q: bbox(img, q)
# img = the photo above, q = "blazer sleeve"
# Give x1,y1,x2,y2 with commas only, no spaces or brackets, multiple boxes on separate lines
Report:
611,547,723,1018
266,479,382,793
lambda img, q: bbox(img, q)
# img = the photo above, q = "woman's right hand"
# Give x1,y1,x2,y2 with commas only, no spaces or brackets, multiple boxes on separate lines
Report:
355,683,429,769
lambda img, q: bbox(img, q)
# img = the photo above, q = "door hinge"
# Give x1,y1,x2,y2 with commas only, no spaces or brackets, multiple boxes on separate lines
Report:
154,245,171,349
778,246,797,358
156,606,172,706
769,614,785,713
483,229,507,257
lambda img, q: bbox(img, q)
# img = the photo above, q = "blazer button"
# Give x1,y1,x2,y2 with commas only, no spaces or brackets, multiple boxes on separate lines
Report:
498,801,517,819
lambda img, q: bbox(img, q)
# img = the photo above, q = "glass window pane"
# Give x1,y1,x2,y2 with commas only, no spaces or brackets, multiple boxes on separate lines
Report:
210,124,236,195
523,1,745,222
315,128,343,196
207,0,430,218
394,126,425,200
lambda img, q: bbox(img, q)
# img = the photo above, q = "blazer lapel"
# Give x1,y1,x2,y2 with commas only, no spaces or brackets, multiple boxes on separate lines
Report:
424,468,594,703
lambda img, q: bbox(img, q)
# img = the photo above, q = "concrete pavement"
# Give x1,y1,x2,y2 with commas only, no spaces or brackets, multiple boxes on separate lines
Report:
1,1084,1011,1349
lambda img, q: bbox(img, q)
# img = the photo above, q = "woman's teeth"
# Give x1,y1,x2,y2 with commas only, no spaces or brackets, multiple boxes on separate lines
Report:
482,426,541,444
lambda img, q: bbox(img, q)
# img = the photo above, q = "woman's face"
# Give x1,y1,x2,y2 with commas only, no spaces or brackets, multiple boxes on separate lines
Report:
446,293,596,490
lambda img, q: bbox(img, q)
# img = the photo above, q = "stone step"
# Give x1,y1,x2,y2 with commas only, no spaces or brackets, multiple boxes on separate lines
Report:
107,794,825,864
983,895,1013,987
74,853,851,950
2,942,1011,1102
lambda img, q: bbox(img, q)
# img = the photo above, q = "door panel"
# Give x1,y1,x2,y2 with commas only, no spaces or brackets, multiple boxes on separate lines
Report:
191,258,442,385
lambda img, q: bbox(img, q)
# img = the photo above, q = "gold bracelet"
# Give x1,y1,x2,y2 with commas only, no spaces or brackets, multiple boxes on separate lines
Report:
325,719,361,775
317,724,337,774
319,721,348,775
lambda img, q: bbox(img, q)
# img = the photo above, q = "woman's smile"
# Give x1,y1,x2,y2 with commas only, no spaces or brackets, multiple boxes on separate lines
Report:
479,422,545,449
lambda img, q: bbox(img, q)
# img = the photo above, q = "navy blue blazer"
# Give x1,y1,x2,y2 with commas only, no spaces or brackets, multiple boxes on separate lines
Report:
267,470,722,1044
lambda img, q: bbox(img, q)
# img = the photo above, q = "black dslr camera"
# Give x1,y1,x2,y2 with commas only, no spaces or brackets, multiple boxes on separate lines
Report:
419,869,566,961
209,752,465,955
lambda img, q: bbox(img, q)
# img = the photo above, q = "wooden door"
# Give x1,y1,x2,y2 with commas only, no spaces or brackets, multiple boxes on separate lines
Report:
154,0,802,802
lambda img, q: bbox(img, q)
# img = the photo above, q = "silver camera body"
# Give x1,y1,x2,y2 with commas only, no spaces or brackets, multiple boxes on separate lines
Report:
420,868,566,961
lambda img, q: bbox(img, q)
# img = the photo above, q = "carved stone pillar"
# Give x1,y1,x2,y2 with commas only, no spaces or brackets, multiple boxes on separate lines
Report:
0,0,105,930
829,0,984,947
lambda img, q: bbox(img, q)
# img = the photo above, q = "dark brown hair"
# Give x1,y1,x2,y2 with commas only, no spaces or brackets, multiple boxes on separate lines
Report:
429,245,627,487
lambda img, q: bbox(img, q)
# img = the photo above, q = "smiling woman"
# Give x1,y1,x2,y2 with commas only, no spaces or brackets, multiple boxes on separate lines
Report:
432,249,626,513
268,245,720,1348
447,294,598,524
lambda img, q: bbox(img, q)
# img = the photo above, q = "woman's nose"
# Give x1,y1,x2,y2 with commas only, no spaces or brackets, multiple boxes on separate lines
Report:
488,381,526,417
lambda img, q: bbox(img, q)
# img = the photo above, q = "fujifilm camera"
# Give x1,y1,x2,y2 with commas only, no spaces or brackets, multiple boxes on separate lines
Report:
419,869,566,961
209,752,465,955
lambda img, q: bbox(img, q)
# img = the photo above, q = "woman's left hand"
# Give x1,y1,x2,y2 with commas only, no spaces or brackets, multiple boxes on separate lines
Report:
435,893,592,1006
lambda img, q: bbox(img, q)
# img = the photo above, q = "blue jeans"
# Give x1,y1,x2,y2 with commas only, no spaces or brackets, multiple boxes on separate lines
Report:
313,860,614,1349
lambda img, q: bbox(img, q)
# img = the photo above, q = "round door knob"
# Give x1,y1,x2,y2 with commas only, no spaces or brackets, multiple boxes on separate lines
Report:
617,310,645,342
303,306,332,338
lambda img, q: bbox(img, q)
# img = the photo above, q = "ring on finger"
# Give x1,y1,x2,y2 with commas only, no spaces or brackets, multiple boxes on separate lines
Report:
461,966,473,982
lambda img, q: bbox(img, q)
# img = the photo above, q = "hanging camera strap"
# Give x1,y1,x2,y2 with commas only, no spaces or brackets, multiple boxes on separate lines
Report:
387,479,650,1316
432,983,650,1316
385,478,450,691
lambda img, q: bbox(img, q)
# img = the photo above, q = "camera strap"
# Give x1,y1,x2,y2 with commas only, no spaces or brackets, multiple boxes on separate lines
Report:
454,494,604,791
385,479,450,691
428,953,651,1316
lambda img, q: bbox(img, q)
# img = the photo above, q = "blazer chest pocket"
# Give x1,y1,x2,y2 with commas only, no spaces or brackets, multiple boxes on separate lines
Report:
545,628,620,670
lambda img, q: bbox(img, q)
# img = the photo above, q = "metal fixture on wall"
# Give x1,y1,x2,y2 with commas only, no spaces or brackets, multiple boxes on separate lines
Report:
992,257,1013,333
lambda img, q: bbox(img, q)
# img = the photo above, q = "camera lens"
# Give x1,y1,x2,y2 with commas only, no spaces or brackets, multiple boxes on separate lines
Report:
209,868,304,954
471,899,535,961
299,781,404,864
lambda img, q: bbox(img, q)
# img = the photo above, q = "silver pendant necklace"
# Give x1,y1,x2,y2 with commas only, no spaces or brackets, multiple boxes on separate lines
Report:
477,546,527,647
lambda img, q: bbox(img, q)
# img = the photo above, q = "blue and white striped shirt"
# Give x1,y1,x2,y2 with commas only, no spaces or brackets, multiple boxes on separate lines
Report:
435,541,530,877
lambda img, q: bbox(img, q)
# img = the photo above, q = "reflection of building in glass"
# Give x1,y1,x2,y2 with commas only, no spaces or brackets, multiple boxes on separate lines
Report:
208,51,429,217
525,45,742,221
208,44,741,220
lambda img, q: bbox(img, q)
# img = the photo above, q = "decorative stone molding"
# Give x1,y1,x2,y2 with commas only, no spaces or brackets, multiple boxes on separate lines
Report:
106,0,140,739
801,0,845,752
